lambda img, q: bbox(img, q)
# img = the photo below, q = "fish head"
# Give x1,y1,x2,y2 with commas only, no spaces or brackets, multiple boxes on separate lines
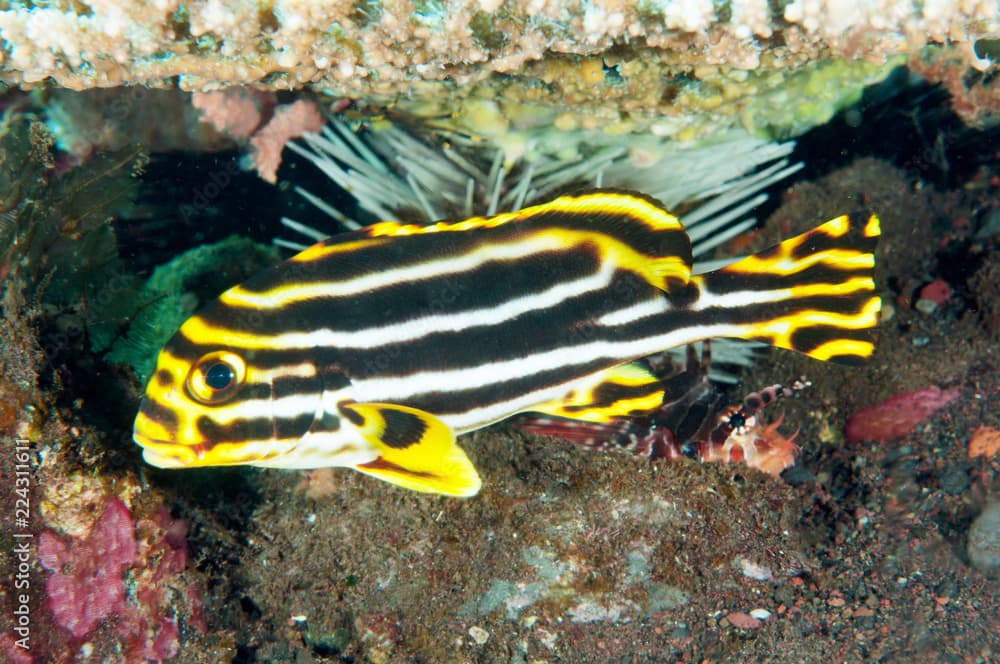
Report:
133,322,326,469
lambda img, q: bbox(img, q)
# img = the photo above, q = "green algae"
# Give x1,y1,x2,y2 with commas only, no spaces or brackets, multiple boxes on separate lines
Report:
106,235,278,383
747,57,907,138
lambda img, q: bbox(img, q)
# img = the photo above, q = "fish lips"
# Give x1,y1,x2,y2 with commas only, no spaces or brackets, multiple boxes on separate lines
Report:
133,432,200,468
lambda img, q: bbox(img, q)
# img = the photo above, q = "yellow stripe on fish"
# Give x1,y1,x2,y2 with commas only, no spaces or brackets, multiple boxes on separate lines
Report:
133,190,881,496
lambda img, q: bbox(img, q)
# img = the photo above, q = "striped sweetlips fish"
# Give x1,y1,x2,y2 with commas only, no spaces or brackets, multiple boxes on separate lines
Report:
134,190,881,496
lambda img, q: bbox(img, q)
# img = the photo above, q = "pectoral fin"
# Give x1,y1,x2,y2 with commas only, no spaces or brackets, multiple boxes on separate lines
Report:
339,402,481,497
530,362,665,423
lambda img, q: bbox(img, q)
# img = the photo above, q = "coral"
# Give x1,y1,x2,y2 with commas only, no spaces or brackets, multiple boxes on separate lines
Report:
249,99,325,183
191,88,273,140
39,471,139,538
910,46,1000,128
37,495,201,661
844,386,961,444
0,1,993,91
192,91,324,183
0,633,32,664
0,3,995,141
38,497,137,639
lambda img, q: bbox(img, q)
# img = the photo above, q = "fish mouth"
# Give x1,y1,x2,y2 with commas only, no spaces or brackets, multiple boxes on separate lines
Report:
141,447,188,469
134,432,204,469
134,432,276,468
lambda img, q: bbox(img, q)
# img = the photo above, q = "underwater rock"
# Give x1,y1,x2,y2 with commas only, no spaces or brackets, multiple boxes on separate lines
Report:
845,386,961,444
967,501,1000,572
0,3,996,140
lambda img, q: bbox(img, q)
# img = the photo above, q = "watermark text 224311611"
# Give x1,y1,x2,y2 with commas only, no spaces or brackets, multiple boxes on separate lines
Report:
10,438,34,651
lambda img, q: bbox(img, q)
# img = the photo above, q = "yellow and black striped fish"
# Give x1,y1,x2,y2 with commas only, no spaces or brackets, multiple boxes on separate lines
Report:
134,191,880,496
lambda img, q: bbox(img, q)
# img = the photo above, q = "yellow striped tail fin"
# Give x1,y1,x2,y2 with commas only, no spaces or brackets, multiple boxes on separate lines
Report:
694,212,881,365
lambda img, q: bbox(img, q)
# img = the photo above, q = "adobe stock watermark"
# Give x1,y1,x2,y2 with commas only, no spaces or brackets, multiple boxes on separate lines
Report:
178,158,242,223
9,437,35,652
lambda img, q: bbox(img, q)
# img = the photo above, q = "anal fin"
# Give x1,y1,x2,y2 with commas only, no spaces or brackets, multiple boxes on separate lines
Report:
529,361,665,423
339,402,481,497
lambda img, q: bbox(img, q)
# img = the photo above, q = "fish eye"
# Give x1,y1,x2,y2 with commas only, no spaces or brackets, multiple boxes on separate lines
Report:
205,363,233,389
186,351,246,404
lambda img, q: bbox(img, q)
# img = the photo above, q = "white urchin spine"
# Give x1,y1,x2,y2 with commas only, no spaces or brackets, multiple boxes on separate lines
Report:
282,119,798,261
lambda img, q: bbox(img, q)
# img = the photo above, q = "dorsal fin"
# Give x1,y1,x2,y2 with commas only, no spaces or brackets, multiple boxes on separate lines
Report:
693,212,882,364
361,190,694,292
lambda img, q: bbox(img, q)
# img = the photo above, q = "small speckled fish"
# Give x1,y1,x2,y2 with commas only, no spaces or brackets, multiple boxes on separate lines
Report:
134,191,880,496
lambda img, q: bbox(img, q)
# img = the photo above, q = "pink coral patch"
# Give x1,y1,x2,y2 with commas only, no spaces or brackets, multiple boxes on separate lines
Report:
250,100,325,183
37,497,136,638
845,386,961,444
36,495,200,660
192,89,272,139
